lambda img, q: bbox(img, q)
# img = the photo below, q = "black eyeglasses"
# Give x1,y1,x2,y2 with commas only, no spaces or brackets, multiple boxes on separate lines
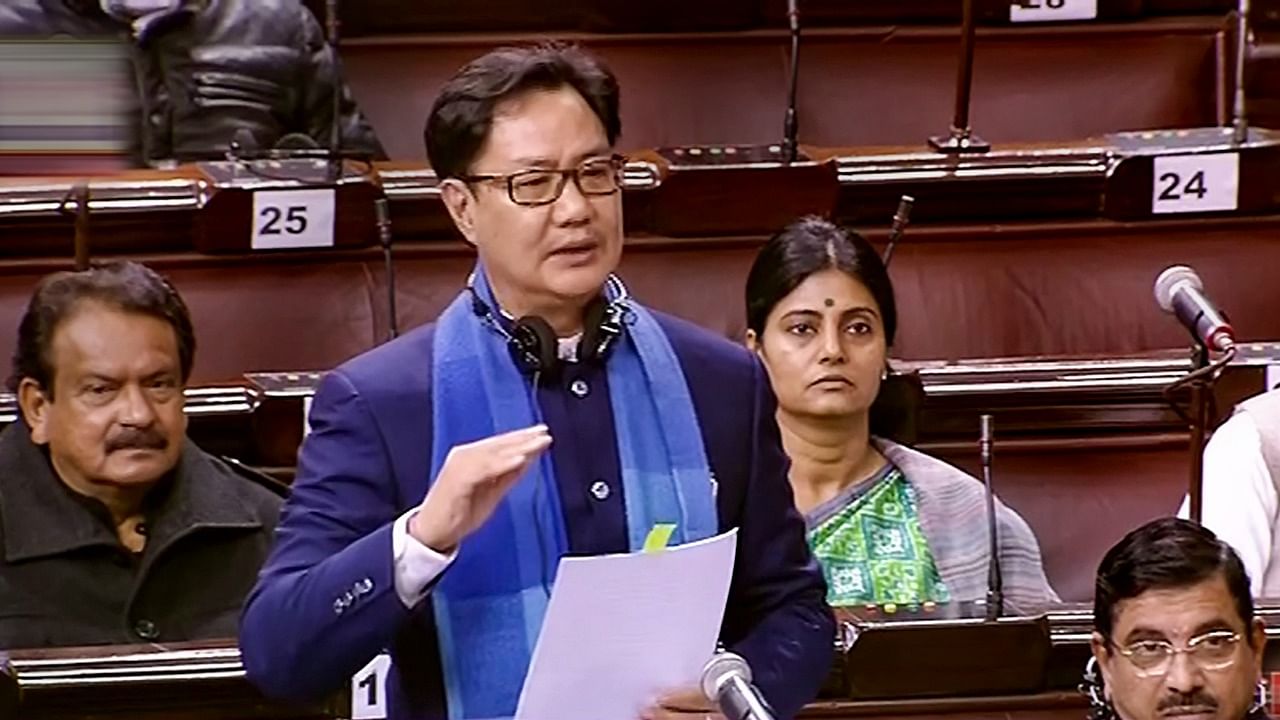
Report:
460,155,626,207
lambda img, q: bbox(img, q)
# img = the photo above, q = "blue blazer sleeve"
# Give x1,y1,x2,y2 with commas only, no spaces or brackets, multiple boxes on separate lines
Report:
239,369,411,701
721,360,835,719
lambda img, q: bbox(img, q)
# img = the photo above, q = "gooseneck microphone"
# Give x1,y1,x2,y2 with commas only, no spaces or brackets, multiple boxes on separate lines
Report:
881,195,915,268
1232,0,1250,144
1155,266,1238,524
781,0,801,164
1154,265,1236,352
979,414,1003,622
701,651,776,720
325,0,342,181
375,197,398,341
60,181,92,271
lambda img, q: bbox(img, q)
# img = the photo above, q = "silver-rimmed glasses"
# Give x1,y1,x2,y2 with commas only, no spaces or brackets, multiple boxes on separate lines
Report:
1115,630,1242,678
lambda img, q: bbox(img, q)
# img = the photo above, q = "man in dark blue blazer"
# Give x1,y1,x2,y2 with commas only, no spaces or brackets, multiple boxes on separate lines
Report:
239,44,833,720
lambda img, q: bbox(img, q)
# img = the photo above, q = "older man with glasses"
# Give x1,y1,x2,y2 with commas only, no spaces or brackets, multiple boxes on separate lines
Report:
1089,518,1270,720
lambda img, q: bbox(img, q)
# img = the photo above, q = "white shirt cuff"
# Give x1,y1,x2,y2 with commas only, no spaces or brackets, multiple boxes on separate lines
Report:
392,509,456,607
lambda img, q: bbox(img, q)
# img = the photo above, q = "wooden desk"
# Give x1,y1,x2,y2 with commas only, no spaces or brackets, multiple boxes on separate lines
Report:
306,0,1229,36
10,606,1280,719
0,626,1089,720
800,692,1087,720
0,642,343,719
337,17,1228,159
5,132,1280,373
8,128,1280,249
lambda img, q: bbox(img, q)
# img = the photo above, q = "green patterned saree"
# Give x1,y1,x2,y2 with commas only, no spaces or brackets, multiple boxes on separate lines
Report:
805,465,951,606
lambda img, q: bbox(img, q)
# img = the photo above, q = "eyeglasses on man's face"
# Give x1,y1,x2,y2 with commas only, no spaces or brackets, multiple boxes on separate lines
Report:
461,155,626,207
1115,630,1243,678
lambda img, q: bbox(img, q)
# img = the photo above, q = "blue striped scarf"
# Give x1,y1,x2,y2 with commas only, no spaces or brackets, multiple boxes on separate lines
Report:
429,268,718,720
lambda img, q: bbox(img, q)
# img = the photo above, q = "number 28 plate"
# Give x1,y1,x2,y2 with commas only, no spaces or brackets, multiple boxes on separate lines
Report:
1151,152,1239,215
251,189,336,249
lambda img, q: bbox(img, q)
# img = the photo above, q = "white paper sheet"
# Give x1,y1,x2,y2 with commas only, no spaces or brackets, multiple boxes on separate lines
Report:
514,528,738,720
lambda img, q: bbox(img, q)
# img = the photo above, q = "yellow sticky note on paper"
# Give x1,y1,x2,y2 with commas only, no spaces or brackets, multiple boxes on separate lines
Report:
643,524,676,553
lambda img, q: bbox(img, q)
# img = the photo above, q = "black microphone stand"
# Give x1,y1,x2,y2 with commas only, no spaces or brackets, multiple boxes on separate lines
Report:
58,181,92,269
881,195,915,268
782,0,802,164
1188,344,1211,523
1232,0,1250,145
1164,338,1236,524
71,182,92,271
375,198,398,341
979,414,1003,621
929,0,989,153
325,0,343,183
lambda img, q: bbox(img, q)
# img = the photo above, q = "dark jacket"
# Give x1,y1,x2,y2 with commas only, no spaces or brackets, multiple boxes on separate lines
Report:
0,421,282,650
0,0,385,165
240,310,835,720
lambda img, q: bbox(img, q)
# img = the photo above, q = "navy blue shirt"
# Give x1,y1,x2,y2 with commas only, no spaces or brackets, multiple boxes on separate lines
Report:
538,363,629,555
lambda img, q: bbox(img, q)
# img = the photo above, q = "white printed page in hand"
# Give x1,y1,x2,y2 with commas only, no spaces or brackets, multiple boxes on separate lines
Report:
514,528,738,720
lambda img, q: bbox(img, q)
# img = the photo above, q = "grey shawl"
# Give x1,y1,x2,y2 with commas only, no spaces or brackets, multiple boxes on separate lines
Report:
874,438,1060,614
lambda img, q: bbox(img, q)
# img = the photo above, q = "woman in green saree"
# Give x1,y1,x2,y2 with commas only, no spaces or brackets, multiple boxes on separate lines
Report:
744,217,1058,612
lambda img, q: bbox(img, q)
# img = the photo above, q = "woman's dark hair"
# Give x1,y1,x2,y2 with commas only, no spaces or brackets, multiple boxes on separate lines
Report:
1095,518,1254,644
10,261,195,397
745,216,897,345
424,43,621,179
746,217,914,441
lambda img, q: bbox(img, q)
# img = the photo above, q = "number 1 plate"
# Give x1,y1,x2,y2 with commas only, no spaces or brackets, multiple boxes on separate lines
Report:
1010,0,1098,22
351,653,391,720
1151,153,1239,215
251,189,336,249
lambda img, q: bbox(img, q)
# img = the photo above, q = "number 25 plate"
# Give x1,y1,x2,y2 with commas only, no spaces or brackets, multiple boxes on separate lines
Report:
1010,0,1097,22
251,189,336,249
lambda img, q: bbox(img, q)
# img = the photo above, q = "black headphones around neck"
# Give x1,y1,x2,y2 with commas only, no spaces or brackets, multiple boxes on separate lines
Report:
467,274,630,381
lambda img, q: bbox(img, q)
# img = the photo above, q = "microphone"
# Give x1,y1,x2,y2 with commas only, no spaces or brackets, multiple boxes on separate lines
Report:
228,129,325,161
269,132,344,165
1154,265,1236,352
228,127,258,160
375,197,399,341
979,414,1003,622
700,651,776,720
881,194,915,268
325,0,342,182
781,0,802,164
1232,0,1249,144
59,181,93,271
273,132,321,152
